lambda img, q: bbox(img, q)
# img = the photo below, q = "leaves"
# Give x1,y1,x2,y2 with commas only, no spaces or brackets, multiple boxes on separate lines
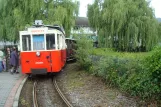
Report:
0,0,79,41
87,0,160,52
91,48,161,101
75,32,94,71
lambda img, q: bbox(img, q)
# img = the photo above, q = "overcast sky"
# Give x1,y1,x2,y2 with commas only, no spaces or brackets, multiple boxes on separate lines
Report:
79,0,161,18
150,0,161,18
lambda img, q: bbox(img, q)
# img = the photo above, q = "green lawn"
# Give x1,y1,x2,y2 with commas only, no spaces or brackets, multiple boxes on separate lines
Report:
92,48,151,59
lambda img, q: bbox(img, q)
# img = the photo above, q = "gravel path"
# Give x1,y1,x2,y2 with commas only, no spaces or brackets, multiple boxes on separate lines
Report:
57,63,139,107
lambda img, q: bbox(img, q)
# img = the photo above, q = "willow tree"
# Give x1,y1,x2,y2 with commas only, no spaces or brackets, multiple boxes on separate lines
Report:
88,0,160,51
159,23,161,39
0,0,79,42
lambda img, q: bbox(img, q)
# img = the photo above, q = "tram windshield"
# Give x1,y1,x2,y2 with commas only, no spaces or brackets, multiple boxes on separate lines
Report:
46,34,55,50
33,34,45,50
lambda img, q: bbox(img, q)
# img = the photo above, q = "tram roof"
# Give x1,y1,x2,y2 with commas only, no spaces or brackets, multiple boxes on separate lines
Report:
20,25,65,35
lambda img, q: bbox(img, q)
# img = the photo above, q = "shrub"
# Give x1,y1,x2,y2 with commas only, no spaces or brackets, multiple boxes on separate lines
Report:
141,46,161,100
91,48,161,102
75,35,93,71
78,45,161,103
92,55,143,86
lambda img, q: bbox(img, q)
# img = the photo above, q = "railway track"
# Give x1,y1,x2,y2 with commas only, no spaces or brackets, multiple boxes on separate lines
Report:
33,81,38,107
53,78,73,107
33,78,73,107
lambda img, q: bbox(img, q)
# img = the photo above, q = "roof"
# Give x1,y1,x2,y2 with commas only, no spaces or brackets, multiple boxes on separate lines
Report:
75,17,89,27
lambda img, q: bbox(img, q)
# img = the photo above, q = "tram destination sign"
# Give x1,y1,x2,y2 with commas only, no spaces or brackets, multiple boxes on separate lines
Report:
28,28,47,34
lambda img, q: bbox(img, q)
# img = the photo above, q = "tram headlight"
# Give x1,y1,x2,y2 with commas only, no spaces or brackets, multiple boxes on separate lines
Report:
36,51,40,57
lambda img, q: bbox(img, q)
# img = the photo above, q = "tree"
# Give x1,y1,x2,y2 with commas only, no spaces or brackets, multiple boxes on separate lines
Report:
0,0,79,42
75,33,93,71
88,0,160,51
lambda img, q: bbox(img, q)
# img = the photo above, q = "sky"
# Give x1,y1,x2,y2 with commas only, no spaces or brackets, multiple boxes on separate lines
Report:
78,0,93,17
150,0,161,18
79,0,161,18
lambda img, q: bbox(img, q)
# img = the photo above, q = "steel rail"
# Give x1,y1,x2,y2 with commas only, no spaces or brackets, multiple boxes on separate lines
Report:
53,79,73,107
33,81,38,107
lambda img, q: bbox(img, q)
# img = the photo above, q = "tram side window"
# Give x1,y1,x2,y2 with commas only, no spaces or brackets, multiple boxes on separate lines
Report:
63,36,67,49
57,34,60,49
46,34,55,50
22,35,31,51
57,34,63,49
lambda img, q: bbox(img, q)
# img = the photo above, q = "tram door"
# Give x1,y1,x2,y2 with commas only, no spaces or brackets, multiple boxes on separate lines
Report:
46,34,56,72
32,34,52,72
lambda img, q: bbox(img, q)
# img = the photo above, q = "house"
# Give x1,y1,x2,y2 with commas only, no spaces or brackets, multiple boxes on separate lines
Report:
71,17,97,36
71,17,98,47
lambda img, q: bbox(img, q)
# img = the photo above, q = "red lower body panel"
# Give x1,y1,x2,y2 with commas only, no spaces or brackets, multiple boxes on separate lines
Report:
20,50,66,74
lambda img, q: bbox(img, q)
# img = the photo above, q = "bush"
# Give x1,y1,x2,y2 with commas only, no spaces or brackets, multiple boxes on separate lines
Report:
141,46,161,100
75,35,93,71
78,45,161,103
93,56,143,85
91,49,161,102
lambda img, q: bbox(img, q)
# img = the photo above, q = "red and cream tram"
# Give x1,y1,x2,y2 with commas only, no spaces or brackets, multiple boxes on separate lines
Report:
19,20,67,74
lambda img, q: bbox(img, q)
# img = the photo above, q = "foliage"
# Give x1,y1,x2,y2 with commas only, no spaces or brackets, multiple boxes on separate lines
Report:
0,0,79,42
92,55,143,85
89,48,161,103
159,23,161,38
141,47,161,99
75,34,94,71
87,0,160,52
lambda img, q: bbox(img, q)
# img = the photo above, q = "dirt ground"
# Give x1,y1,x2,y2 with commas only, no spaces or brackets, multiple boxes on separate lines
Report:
19,80,33,107
57,62,141,107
